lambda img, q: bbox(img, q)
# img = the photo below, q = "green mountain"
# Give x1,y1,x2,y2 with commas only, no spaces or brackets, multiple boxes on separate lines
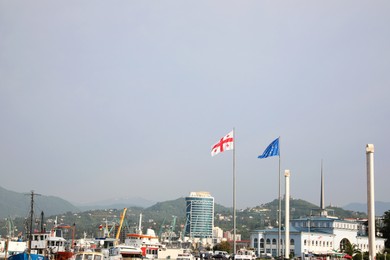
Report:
0,186,79,218
0,187,369,240
256,198,367,219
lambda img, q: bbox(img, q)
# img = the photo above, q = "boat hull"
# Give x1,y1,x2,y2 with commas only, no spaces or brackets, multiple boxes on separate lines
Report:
54,251,74,260
8,252,48,260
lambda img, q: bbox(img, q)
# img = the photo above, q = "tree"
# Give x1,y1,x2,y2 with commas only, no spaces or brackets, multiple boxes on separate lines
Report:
213,241,232,254
380,210,390,248
342,241,360,257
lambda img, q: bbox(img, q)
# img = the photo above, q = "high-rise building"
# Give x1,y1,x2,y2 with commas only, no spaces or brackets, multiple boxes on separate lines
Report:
184,192,214,239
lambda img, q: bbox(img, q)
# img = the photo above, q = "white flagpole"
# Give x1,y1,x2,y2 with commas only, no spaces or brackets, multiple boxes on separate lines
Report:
366,144,375,260
278,136,281,258
285,169,290,259
233,128,236,255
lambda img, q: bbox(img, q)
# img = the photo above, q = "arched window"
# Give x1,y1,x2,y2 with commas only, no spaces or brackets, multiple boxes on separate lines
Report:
272,239,277,245
266,239,271,245
304,240,307,246
290,239,294,246
340,238,350,251
260,238,264,248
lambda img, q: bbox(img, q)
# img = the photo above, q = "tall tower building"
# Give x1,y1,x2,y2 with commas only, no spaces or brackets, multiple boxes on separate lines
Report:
184,192,214,239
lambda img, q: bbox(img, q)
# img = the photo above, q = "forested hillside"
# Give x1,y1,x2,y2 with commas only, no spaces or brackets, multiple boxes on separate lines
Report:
0,194,367,240
0,186,79,218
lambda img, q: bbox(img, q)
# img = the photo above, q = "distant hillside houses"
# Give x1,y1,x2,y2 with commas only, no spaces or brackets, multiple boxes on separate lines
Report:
212,226,242,245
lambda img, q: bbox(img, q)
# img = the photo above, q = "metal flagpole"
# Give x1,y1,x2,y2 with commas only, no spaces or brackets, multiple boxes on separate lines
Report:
366,144,375,260
233,128,236,255
278,137,281,258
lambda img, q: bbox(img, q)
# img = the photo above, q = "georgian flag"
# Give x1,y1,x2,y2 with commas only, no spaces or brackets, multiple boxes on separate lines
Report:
211,130,234,157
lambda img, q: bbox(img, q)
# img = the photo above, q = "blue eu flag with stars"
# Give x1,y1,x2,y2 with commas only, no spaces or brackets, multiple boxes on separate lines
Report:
258,138,279,159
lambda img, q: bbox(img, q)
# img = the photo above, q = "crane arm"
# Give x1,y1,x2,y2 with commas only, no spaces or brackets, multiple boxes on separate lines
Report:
115,208,127,240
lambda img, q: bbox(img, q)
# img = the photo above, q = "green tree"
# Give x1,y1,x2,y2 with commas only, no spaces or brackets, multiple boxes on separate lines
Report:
380,210,390,249
342,241,360,257
213,241,232,254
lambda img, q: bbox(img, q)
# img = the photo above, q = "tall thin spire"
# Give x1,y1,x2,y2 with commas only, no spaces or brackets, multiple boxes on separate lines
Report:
320,160,327,216
320,160,324,210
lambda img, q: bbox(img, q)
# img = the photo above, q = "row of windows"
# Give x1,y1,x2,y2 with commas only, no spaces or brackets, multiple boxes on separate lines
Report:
293,221,357,230
254,238,333,248
254,238,295,247
33,235,49,240
186,199,214,205
254,238,384,252
304,240,333,247
146,249,158,256
357,244,383,250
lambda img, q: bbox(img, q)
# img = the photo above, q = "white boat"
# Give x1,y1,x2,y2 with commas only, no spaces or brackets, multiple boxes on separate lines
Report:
115,245,142,258
0,239,27,258
75,251,104,260
7,191,50,260
124,229,164,259
29,220,75,260
124,214,164,259
93,238,122,260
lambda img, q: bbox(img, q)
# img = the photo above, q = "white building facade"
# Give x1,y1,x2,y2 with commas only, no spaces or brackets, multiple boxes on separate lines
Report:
250,215,386,258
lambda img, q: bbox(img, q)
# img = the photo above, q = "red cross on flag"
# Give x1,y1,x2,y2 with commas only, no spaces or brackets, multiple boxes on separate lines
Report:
211,130,234,156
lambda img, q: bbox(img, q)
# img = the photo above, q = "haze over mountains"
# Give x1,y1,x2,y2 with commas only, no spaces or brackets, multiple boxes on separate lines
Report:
0,186,389,219
73,196,156,210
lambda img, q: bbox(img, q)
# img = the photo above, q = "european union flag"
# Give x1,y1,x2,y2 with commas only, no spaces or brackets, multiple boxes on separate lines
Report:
258,138,279,159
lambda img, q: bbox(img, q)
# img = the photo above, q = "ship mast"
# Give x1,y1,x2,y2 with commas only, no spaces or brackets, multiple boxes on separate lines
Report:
28,191,33,253
27,191,40,254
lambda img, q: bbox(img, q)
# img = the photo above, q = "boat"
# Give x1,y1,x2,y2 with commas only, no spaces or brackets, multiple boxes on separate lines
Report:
93,238,122,260
124,214,164,259
75,251,104,260
0,238,27,259
29,215,75,260
8,252,48,260
115,245,142,258
124,230,163,259
7,191,49,260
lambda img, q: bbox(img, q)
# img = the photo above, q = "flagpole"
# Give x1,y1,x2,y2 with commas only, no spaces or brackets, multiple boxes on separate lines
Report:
233,128,236,255
278,136,281,258
257,136,281,257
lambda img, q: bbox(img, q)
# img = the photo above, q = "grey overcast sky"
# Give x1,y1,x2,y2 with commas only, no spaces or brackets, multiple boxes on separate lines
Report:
1,1,389,209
